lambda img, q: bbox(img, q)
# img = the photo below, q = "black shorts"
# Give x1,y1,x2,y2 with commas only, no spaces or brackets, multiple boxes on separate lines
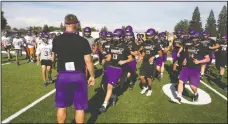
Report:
41,60,52,67
4,45,11,51
139,61,156,78
216,55,227,68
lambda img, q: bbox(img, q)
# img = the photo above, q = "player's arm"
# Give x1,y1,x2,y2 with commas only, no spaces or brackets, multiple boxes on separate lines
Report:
209,42,220,50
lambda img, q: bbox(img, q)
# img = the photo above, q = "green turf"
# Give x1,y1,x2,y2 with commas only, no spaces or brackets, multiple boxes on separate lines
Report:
2,55,227,123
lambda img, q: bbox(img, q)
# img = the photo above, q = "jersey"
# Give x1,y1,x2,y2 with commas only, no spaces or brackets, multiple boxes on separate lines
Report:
102,41,111,56
36,37,43,47
12,38,23,49
160,39,169,52
84,36,95,50
48,39,53,46
125,40,139,59
36,42,52,60
184,43,209,67
24,35,36,48
217,39,227,57
143,40,161,61
1,36,12,47
107,43,131,67
173,38,183,51
200,39,216,53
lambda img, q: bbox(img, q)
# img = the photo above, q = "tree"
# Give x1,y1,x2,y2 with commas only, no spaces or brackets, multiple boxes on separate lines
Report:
174,19,190,34
12,28,18,31
1,11,7,30
4,25,11,30
122,25,126,32
205,10,217,37
101,26,108,31
189,6,203,32
42,24,49,33
217,5,227,37
60,23,64,31
91,27,97,31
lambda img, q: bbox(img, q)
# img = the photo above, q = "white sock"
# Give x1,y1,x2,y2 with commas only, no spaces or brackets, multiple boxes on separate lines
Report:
177,93,182,98
194,92,198,96
201,72,204,75
102,102,108,108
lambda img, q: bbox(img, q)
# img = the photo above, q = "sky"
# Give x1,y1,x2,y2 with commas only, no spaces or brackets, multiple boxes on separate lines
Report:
1,2,227,32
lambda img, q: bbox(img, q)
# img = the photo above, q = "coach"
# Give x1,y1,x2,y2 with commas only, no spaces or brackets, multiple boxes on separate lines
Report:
51,14,95,123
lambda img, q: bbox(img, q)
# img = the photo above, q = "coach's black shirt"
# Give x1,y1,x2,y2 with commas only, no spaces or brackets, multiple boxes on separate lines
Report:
52,33,92,72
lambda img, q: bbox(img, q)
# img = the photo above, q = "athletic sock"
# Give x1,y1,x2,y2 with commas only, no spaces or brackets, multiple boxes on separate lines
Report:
102,102,108,108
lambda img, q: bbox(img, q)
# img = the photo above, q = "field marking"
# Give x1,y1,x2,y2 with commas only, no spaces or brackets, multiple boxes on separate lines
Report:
1,62,98,123
2,63,11,65
200,80,227,101
1,89,56,124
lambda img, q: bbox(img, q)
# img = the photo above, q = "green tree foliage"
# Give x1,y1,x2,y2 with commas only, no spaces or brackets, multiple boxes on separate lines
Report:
1,11,7,30
205,10,217,37
217,5,227,37
189,6,203,32
174,19,190,34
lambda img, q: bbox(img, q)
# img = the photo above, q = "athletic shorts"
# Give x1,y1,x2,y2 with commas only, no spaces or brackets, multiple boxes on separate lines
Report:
139,61,156,78
14,49,21,56
179,67,201,87
28,47,35,55
41,60,52,67
55,71,88,110
104,65,123,86
4,45,11,51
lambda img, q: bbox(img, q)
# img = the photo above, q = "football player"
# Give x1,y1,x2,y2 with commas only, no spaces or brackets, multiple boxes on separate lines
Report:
36,33,53,87
12,32,24,66
1,31,13,61
24,30,36,63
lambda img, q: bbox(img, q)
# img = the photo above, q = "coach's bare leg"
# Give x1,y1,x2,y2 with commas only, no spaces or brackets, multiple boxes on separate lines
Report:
201,64,206,75
42,65,47,82
75,110,85,123
57,108,67,123
190,84,197,94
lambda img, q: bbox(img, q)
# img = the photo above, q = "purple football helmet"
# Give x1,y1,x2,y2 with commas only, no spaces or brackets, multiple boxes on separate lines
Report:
202,31,209,37
99,30,107,38
106,31,113,42
113,29,124,41
159,32,166,38
27,30,32,35
192,31,200,38
83,27,91,37
145,28,156,37
125,25,133,32
183,35,189,41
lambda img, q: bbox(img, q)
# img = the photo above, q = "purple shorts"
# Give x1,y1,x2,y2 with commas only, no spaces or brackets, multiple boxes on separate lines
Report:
125,59,137,72
179,67,201,87
163,53,167,62
104,66,123,86
201,52,212,65
172,51,178,62
55,71,88,110
155,57,163,67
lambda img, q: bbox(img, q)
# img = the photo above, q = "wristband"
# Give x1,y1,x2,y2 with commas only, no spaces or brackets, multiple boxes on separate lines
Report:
155,55,159,58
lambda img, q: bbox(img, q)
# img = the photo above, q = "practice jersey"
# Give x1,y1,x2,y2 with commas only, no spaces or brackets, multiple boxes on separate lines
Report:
12,38,23,49
1,36,12,47
95,38,106,47
142,40,161,61
24,35,35,48
160,39,169,52
102,41,111,56
84,37,95,50
173,38,183,51
217,39,227,57
125,40,139,59
200,39,216,53
184,43,209,67
48,39,53,46
36,43,52,60
36,37,43,47
107,43,131,67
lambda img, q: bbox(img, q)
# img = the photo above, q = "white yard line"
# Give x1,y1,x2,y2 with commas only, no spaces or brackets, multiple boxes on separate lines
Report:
1,63,11,65
200,80,227,101
1,89,56,124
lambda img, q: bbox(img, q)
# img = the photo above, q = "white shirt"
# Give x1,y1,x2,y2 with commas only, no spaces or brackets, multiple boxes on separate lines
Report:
12,38,23,49
48,39,53,46
24,35,35,48
1,36,12,47
36,37,43,47
36,42,52,60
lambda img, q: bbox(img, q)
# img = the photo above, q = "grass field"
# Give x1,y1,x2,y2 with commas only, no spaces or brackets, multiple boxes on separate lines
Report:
1,53,227,123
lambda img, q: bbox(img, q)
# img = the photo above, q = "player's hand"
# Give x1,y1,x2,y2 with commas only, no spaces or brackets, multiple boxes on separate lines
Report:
118,60,127,65
183,59,187,66
88,76,95,86
149,56,155,63
177,53,180,57
193,59,200,64
209,46,212,49
102,59,106,65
